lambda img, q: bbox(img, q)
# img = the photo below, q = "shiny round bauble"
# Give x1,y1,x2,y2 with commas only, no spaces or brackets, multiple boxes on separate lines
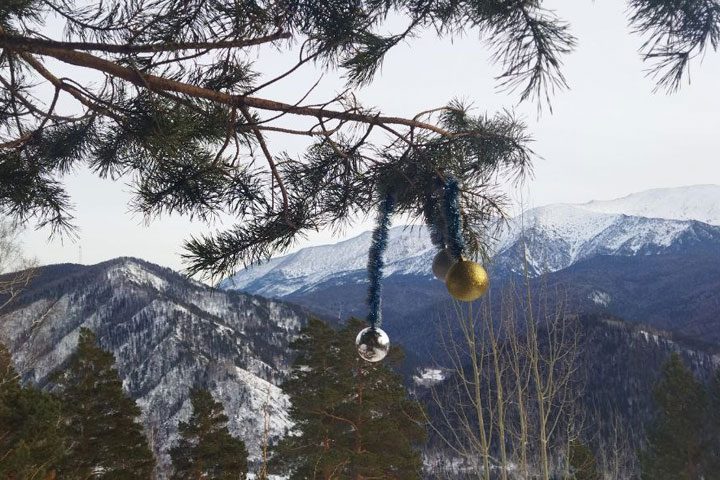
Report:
355,327,390,362
432,248,457,282
445,259,489,302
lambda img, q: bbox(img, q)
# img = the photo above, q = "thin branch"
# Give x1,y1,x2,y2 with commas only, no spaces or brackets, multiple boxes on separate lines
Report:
238,105,295,228
0,75,78,122
245,41,322,96
7,42,454,135
0,31,291,55
17,51,122,122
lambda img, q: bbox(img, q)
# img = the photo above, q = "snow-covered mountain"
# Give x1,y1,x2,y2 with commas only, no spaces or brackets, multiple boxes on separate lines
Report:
0,258,305,477
3,185,716,475
579,184,720,225
220,228,436,298
221,185,720,297
495,204,720,276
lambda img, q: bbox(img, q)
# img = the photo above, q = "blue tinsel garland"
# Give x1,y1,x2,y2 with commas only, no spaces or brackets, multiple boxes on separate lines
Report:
424,184,447,250
366,191,395,327
443,176,465,260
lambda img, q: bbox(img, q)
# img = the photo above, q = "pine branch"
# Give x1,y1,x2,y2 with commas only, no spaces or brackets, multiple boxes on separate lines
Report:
629,0,720,91
238,104,294,228
7,41,455,136
2,0,717,278
0,31,290,54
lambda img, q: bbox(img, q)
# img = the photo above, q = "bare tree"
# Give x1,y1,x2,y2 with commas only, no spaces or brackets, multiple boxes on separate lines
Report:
594,407,639,480
0,218,35,314
427,279,583,480
0,218,36,389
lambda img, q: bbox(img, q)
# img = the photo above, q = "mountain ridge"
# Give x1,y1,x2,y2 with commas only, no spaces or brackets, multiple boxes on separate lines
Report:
221,185,720,297
577,184,720,225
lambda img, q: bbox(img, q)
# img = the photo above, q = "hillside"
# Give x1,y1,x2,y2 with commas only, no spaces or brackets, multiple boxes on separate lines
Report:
0,258,307,476
422,313,720,472
2,256,719,479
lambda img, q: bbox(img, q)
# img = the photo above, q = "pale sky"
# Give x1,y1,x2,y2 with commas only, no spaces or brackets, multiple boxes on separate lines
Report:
16,1,720,273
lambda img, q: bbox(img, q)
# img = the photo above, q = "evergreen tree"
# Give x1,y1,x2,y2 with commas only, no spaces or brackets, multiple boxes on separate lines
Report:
2,1,719,279
53,328,155,479
170,387,249,480
640,353,706,480
275,317,426,479
701,369,720,477
565,439,600,480
0,343,65,479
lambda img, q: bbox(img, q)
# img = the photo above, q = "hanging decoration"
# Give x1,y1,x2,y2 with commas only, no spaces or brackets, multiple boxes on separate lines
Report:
430,176,490,302
356,176,489,360
425,184,455,282
445,258,490,301
431,248,455,282
356,190,394,362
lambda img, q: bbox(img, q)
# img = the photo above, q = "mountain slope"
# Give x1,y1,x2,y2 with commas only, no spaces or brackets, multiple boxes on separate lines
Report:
0,258,307,477
221,185,720,296
495,206,720,276
578,184,720,225
285,251,720,359
220,185,720,353
220,227,435,298
422,313,720,470
541,253,720,342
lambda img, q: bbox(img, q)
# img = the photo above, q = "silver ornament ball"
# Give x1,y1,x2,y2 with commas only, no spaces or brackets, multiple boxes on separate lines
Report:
432,248,456,282
355,327,390,362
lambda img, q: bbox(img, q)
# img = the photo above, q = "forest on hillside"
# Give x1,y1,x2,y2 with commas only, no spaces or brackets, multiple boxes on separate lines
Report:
3,254,720,479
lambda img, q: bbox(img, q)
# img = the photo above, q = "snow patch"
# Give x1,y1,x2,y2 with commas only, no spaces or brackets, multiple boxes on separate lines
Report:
590,290,611,307
579,184,720,225
413,368,446,387
107,260,169,290
639,330,660,344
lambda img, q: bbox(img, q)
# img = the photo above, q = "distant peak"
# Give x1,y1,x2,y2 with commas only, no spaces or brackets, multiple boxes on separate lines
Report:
582,184,720,203
574,184,720,226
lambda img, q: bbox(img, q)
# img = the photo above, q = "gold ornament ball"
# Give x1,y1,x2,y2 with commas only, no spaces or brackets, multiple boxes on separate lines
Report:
445,259,489,302
432,248,457,282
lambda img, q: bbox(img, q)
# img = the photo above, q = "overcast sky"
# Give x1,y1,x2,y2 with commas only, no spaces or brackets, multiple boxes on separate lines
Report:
17,1,720,273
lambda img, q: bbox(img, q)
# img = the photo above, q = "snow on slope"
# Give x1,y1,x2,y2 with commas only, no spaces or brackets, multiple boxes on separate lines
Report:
221,185,720,297
494,205,717,275
220,227,436,297
578,184,720,225
0,258,303,477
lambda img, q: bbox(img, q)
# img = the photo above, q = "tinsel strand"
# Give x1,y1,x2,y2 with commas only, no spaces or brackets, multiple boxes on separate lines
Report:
443,176,465,260
424,190,446,249
366,190,395,327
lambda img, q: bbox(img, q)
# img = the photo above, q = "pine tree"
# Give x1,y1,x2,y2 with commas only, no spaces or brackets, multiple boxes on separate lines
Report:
170,387,249,480
640,353,706,480
0,343,65,479
53,328,155,479
275,317,426,479
701,369,720,477
3,1,719,279
565,439,600,480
